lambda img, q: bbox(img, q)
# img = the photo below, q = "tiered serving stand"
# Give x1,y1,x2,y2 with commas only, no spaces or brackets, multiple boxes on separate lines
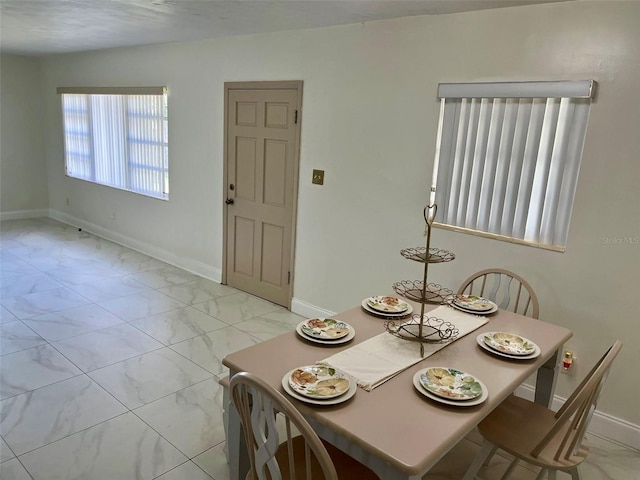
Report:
385,203,458,356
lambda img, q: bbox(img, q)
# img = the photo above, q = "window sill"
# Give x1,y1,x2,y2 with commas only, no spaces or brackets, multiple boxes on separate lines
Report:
432,222,566,253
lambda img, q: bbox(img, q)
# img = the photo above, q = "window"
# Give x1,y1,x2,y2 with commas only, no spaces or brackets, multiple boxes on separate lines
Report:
431,81,595,251
58,86,169,200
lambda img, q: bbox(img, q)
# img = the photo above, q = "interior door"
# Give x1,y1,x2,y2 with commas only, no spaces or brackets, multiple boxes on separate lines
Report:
223,82,301,308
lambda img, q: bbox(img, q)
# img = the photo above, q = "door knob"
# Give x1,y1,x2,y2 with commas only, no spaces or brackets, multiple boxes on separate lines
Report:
225,198,234,205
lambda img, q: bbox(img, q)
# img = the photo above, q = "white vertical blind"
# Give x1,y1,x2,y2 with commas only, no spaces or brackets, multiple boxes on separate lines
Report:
477,98,504,232
433,81,594,249
59,87,168,200
61,95,93,180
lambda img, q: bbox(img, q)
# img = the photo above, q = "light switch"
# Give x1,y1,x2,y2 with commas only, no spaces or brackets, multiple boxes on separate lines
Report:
312,169,325,185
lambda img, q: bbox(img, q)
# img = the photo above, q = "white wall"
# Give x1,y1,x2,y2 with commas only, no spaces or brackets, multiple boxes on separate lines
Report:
38,1,640,430
0,55,48,216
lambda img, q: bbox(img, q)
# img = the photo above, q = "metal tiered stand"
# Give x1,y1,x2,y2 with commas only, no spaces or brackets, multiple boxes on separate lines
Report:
385,203,458,357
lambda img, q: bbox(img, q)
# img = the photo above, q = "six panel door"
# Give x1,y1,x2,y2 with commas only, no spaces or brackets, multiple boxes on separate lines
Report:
225,87,299,307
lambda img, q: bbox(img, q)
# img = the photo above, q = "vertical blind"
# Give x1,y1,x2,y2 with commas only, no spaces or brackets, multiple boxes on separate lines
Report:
433,81,594,250
58,86,169,200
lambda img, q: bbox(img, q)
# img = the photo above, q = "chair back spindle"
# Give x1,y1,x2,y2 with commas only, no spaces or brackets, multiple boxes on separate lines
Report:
231,372,340,480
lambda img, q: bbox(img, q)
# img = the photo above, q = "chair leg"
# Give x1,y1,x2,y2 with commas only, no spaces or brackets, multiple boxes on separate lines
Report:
548,470,557,480
222,384,230,463
499,458,520,480
463,440,497,480
569,467,581,480
483,445,498,466
534,469,548,480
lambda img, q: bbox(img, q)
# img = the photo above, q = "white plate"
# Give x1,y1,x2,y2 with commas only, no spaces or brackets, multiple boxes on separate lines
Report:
419,367,484,401
366,296,411,314
296,321,355,345
450,302,498,315
299,318,351,340
476,333,541,360
361,299,413,318
288,365,351,399
413,369,488,407
452,295,497,312
282,368,357,405
482,332,537,356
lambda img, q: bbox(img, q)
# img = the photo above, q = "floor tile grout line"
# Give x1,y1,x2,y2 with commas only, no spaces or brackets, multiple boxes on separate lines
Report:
0,435,19,465
86,354,217,410
50,338,169,375
163,341,230,377
19,307,130,343
150,458,213,480
0,368,87,402
4,272,265,376
3,373,222,463
125,314,231,347
4,309,296,379
127,379,224,463
8,410,134,461
13,456,37,480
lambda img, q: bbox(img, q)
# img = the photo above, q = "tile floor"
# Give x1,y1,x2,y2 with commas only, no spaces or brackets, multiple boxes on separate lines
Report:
1,218,638,479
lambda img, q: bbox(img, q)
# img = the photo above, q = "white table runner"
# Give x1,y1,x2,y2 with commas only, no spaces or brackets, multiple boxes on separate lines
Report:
318,305,489,391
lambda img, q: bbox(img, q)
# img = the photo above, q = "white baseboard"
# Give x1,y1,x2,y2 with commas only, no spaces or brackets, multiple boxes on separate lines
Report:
515,384,640,451
0,209,50,221
48,209,222,282
291,298,336,319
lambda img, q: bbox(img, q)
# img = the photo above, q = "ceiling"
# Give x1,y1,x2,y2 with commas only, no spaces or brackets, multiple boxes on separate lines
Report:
0,0,568,57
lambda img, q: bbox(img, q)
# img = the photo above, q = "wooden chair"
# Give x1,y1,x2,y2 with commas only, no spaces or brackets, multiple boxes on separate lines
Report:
463,340,623,480
457,268,539,318
229,371,379,480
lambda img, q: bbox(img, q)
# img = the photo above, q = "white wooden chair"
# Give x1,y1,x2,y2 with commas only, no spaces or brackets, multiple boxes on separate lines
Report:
229,371,379,480
463,340,622,480
458,268,539,318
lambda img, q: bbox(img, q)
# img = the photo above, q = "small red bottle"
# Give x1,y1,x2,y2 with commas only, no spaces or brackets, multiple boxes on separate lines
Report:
563,351,573,370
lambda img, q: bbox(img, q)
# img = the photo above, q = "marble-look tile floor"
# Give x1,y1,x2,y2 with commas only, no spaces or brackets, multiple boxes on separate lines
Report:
1,218,638,479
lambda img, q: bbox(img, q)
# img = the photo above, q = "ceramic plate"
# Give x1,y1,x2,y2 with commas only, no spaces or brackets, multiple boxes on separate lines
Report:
366,296,410,314
483,332,537,356
450,301,498,316
288,365,351,399
412,369,488,407
282,369,357,405
476,333,540,360
361,299,413,318
452,295,497,312
300,318,351,340
419,367,484,401
296,321,355,345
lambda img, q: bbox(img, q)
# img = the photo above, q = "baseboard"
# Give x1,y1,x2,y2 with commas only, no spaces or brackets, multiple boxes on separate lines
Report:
515,383,640,451
0,208,50,221
291,298,336,319
48,209,222,282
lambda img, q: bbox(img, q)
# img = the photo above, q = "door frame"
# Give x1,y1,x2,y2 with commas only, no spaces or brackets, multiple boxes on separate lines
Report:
221,80,303,309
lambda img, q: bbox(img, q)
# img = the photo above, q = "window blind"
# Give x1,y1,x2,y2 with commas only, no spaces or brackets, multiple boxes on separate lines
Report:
433,81,594,251
58,87,168,200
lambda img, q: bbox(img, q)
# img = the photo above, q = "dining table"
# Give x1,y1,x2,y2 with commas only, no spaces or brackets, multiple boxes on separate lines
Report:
221,300,572,480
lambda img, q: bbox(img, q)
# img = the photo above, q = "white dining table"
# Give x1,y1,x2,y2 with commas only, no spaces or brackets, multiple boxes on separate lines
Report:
221,302,572,480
